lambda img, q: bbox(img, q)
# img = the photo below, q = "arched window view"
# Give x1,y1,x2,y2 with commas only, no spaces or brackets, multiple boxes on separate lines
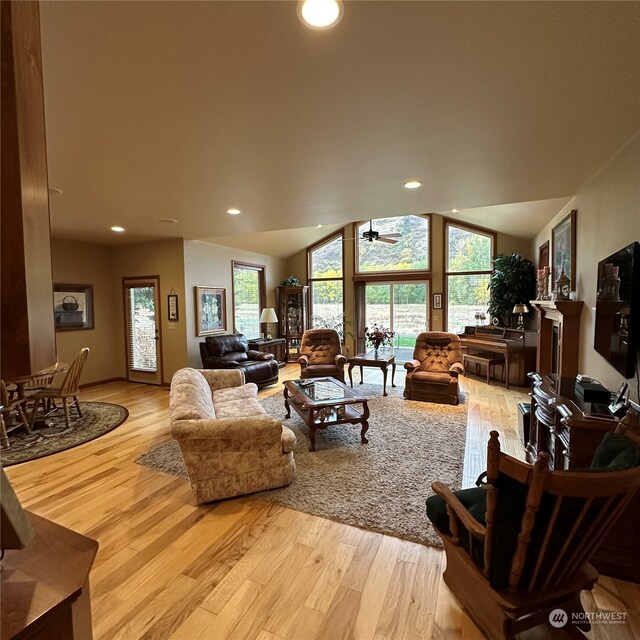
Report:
357,215,429,272
446,223,494,332
308,234,344,336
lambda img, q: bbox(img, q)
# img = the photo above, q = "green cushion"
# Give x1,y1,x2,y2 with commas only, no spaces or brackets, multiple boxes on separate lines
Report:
590,432,640,471
426,487,486,535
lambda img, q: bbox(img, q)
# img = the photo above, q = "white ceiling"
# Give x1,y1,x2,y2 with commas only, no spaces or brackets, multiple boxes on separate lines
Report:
40,1,639,255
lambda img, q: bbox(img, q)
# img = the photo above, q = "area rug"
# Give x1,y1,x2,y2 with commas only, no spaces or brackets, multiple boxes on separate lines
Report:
135,385,467,547
1,402,129,467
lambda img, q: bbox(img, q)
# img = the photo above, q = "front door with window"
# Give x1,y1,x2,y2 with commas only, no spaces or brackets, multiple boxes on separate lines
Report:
123,277,162,385
365,281,429,362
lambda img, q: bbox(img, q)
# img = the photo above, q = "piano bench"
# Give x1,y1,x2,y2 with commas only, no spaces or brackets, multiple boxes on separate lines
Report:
463,352,506,386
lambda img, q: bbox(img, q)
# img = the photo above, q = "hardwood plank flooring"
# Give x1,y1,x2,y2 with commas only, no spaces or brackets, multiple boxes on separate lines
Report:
5,366,639,639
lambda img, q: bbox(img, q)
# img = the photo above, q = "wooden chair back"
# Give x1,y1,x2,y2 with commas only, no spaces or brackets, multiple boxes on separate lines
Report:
59,348,90,395
481,409,640,594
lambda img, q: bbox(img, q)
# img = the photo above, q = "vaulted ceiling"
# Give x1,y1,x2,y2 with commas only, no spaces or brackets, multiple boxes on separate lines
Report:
40,1,639,254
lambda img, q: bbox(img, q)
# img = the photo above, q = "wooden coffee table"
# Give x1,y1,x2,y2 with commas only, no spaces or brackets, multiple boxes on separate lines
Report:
347,351,396,396
283,377,370,451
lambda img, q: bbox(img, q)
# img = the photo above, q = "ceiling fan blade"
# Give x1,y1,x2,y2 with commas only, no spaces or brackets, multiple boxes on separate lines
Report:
379,233,401,238
377,237,398,245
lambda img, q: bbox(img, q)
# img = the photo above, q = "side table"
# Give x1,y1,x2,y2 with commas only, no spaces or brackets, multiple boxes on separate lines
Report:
347,352,396,396
248,338,287,368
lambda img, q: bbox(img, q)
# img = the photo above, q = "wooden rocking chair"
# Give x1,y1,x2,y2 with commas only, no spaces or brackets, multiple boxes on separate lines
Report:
29,348,90,429
427,410,640,640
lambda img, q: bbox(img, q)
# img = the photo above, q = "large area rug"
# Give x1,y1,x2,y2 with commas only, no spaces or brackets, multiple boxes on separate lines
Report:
1,402,129,467
135,384,467,547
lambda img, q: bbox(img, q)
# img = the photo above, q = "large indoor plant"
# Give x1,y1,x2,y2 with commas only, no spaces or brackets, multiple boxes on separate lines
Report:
488,253,536,327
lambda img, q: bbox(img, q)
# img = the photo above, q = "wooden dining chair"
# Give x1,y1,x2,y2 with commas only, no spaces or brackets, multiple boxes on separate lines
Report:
426,410,640,640
29,348,90,429
1,380,32,448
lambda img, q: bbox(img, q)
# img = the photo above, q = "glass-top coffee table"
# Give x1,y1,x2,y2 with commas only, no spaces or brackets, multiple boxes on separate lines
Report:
283,377,370,451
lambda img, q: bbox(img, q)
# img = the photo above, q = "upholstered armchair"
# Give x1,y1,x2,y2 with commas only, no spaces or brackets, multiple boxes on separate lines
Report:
426,414,640,640
199,333,279,388
404,331,464,404
298,329,347,382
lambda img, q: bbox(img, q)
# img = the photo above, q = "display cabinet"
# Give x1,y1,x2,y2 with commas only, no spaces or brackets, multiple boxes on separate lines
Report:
277,286,309,362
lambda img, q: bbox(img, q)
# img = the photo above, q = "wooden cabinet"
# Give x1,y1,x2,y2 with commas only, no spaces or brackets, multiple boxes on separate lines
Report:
277,286,309,362
528,373,639,582
248,338,286,368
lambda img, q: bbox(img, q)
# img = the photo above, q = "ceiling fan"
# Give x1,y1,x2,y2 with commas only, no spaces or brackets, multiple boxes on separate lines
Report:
345,220,402,245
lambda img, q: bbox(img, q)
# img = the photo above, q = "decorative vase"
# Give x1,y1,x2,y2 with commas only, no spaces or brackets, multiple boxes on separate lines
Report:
374,347,379,358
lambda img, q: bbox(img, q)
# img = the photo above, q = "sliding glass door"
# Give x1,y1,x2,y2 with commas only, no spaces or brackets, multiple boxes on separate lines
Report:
365,281,429,361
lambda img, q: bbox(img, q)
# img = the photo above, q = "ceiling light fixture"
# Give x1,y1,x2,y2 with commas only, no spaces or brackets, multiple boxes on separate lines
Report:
48,187,64,195
157,218,178,224
403,180,423,190
451,208,459,213
317,224,323,228
226,208,241,215
298,0,343,29
111,226,125,233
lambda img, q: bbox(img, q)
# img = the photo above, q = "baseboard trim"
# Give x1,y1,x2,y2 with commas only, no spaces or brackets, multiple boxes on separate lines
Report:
79,377,127,389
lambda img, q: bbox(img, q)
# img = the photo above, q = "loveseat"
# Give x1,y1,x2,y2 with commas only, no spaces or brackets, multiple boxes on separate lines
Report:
199,333,279,388
169,367,296,503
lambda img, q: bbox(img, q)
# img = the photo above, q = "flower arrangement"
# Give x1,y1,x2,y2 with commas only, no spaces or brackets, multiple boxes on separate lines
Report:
280,275,301,286
364,323,395,352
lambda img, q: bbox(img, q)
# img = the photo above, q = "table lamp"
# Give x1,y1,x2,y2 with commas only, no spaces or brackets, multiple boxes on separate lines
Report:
259,308,278,339
512,304,529,330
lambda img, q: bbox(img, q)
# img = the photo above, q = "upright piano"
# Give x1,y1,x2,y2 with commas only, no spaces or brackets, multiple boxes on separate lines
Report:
458,325,537,388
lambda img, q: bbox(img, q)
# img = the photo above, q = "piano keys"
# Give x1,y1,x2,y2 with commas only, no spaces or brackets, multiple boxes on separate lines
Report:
458,325,537,388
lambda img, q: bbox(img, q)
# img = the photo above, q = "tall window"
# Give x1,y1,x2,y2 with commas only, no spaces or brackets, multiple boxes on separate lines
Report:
232,261,265,339
445,222,495,332
307,233,344,335
356,215,430,273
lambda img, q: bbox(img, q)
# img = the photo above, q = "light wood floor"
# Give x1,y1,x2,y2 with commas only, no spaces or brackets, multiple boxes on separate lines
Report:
5,366,639,640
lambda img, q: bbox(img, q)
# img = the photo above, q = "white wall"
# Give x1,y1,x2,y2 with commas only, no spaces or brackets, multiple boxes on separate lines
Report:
184,240,287,367
533,133,640,402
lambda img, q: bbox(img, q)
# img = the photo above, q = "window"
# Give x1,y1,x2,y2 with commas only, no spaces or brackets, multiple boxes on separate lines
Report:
232,261,265,339
307,233,344,336
445,222,495,333
356,215,430,273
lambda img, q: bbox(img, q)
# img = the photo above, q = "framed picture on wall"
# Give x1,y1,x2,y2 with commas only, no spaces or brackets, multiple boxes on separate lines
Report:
433,293,442,309
168,293,179,322
195,286,226,336
552,209,577,289
53,283,94,331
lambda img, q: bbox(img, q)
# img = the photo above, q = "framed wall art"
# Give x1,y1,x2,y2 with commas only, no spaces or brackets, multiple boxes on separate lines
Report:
195,286,226,336
53,283,94,331
168,293,179,322
552,209,577,289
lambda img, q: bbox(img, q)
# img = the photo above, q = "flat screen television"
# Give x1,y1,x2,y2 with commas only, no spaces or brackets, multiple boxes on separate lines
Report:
594,241,640,379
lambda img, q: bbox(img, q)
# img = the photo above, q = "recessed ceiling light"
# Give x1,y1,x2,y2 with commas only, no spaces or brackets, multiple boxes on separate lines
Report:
226,208,241,215
298,0,343,29
403,180,423,190
48,187,63,195
317,224,323,228
451,208,459,213
157,218,178,224
111,226,125,233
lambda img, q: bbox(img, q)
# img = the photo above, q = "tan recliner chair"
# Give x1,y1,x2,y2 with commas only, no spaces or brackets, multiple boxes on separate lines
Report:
298,329,347,382
404,332,464,404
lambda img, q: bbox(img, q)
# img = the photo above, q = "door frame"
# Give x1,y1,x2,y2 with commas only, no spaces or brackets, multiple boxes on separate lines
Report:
122,275,164,385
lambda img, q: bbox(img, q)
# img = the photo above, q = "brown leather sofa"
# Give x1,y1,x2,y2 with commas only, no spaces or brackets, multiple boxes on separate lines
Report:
199,333,279,388
404,331,464,404
298,329,347,382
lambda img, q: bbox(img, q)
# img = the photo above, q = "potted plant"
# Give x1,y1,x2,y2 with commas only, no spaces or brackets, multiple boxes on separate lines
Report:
488,253,536,327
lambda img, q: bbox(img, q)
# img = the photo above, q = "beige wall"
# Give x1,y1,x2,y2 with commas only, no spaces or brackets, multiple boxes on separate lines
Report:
285,214,534,339
51,239,123,384
112,239,188,384
533,133,640,403
184,240,287,368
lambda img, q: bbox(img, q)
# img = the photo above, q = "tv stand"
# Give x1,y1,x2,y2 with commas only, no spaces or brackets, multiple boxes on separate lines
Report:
528,373,639,583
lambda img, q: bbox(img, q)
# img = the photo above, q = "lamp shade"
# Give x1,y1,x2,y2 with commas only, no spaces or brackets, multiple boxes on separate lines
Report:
259,308,278,323
513,304,529,314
